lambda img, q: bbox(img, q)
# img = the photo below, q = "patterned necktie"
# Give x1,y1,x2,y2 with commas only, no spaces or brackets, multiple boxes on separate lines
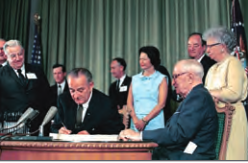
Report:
17,69,26,86
75,105,84,129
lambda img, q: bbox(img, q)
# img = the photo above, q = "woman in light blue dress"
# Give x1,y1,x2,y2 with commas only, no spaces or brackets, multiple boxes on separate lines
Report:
127,46,168,132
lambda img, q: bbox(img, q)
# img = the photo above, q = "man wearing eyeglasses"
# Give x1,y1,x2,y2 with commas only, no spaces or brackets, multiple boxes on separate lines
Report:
0,39,7,67
118,59,218,160
0,40,53,136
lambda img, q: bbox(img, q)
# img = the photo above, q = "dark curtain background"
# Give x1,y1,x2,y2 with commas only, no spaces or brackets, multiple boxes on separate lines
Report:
0,0,31,61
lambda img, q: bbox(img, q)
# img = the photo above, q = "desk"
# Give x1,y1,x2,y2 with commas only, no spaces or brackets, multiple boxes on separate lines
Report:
0,140,158,160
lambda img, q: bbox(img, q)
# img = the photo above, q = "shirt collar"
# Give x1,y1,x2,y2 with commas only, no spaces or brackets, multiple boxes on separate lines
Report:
2,61,7,66
58,79,66,88
81,89,93,109
119,74,126,85
13,64,25,75
197,54,205,62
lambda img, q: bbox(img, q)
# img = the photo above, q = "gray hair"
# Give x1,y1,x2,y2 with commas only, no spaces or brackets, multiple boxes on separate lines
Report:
202,26,236,53
3,40,23,54
67,68,93,83
176,59,204,79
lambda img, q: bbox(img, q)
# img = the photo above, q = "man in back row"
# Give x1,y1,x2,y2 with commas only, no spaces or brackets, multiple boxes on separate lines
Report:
173,32,216,102
119,59,218,160
50,63,69,107
51,68,124,134
0,39,7,67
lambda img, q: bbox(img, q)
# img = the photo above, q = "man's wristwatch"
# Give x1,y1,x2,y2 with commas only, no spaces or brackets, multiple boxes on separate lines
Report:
142,117,148,125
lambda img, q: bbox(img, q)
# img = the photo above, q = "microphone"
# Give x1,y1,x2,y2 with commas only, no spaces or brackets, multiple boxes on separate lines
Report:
0,108,39,132
0,108,39,139
39,106,58,136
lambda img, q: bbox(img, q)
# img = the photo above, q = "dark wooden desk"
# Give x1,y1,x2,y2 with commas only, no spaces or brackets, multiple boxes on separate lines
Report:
0,140,158,160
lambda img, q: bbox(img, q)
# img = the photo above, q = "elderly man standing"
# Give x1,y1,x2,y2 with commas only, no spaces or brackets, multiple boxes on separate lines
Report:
51,68,124,134
119,59,218,160
0,40,53,135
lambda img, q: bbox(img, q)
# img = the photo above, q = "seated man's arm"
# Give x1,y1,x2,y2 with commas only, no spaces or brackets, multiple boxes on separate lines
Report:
143,92,211,146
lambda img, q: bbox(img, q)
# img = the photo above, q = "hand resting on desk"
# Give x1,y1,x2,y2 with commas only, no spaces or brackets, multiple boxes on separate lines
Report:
118,129,141,141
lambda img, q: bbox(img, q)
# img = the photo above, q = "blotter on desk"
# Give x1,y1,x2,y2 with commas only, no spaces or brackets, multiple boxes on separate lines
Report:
49,133,119,142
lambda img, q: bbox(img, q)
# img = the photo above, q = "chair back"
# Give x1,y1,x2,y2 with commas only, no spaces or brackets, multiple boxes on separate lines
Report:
214,101,235,160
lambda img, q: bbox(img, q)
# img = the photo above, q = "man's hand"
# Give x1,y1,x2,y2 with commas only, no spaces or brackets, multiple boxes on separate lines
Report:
59,127,72,134
118,129,141,141
77,130,90,135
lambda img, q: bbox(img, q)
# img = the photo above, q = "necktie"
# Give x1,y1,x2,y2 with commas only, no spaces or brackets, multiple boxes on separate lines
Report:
75,105,84,129
58,84,62,95
17,69,26,86
116,79,120,90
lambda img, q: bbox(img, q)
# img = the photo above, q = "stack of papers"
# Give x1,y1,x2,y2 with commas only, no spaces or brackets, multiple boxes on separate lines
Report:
49,133,119,142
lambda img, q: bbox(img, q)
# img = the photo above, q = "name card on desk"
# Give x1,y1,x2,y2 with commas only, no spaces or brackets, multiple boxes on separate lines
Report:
49,133,119,142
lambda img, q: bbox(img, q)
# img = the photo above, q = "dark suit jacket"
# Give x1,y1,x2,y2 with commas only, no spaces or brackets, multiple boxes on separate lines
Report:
200,55,216,84
51,88,125,134
0,63,53,135
108,75,132,109
50,81,69,107
143,84,218,160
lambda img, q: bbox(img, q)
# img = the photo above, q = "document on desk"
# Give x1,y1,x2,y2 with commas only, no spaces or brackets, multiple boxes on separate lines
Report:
49,133,119,142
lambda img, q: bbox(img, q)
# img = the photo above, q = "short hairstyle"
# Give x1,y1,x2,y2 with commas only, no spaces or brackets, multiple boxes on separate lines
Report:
203,26,236,53
188,32,206,46
112,57,127,71
139,46,161,68
67,68,93,83
3,40,23,54
176,59,204,79
0,38,6,42
53,63,66,72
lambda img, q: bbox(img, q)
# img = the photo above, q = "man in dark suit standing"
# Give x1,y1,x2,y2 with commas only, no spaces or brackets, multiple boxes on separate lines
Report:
119,59,218,160
0,39,7,67
0,40,53,135
109,58,131,110
109,58,132,128
50,63,69,107
172,32,216,102
51,68,124,134
188,32,216,84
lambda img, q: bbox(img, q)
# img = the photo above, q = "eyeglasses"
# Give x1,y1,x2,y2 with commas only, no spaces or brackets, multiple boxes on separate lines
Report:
8,50,24,59
206,43,222,49
172,72,188,80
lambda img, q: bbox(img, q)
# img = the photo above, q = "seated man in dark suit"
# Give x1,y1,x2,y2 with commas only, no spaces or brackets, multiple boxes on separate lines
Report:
119,59,218,160
50,63,69,107
0,40,53,135
51,68,125,134
109,58,132,128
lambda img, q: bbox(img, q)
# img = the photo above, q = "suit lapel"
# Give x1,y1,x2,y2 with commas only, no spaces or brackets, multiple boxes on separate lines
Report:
6,64,23,87
25,64,34,91
81,90,97,125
